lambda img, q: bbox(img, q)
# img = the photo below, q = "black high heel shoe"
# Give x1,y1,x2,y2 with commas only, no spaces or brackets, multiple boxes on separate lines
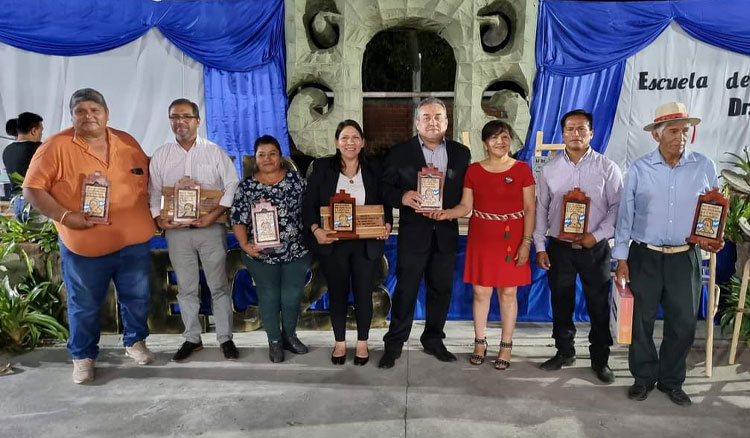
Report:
353,354,369,366
331,349,346,365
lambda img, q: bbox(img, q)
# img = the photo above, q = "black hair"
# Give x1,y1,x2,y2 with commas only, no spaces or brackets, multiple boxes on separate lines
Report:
560,109,593,130
481,119,513,142
15,112,43,135
5,119,18,137
69,88,108,113
254,135,282,155
168,98,200,118
332,119,366,172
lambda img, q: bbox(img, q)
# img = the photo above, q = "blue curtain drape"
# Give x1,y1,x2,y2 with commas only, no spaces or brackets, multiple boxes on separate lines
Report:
0,0,289,159
522,0,750,322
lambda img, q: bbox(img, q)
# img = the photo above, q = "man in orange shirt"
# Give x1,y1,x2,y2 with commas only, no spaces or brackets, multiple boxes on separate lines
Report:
23,88,156,384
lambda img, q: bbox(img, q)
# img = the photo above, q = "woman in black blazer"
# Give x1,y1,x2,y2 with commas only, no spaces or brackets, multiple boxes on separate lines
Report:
303,120,392,366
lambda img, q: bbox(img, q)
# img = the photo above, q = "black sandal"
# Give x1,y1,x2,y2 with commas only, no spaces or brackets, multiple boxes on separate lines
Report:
494,341,513,370
470,337,488,365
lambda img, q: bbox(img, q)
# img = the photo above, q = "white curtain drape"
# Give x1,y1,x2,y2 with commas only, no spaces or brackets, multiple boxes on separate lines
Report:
0,28,205,177
608,22,750,173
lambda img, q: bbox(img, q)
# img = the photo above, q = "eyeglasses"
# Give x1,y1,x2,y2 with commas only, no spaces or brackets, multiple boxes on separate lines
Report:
419,115,446,123
169,115,199,121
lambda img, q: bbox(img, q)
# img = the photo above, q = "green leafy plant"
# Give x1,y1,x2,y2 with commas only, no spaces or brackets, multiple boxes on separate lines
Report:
722,192,750,243
0,244,68,351
718,275,750,346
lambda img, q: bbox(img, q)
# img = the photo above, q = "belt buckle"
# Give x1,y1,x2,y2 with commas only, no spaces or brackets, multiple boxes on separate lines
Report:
571,243,583,249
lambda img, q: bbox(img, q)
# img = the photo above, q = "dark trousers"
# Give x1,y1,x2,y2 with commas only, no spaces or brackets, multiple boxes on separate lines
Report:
627,242,701,390
383,230,455,351
547,238,613,367
318,240,379,342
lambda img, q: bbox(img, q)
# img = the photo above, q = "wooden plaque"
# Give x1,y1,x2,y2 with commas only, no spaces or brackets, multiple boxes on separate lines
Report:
173,176,201,223
558,187,590,240
160,187,226,224
251,200,281,248
81,171,111,224
416,164,444,211
329,190,357,239
320,204,386,239
687,188,729,246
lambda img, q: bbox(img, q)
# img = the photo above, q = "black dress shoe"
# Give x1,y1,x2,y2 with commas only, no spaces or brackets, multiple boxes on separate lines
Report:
220,340,239,360
627,383,655,401
282,334,309,354
422,342,457,362
539,353,576,371
592,365,615,383
353,355,369,366
657,384,692,406
378,350,400,369
172,341,203,362
269,340,285,363
331,348,346,365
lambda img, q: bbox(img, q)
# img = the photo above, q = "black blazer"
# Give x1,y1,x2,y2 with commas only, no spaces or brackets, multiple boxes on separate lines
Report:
380,136,471,253
302,156,393,260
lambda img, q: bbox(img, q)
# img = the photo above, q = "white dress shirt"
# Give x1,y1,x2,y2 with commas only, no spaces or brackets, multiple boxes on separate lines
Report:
148,136,240,218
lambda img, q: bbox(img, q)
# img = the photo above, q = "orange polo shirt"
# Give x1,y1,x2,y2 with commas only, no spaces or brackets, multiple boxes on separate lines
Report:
23,127,156,257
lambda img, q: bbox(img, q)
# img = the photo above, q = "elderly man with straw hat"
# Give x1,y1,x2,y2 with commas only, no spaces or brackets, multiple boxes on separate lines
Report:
614,102,722,406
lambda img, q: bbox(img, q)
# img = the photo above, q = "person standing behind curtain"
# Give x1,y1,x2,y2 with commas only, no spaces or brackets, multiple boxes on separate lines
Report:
302,120,393,366
148,98,240,362
427,120,535,369
231,135,310,363
3,112,43,219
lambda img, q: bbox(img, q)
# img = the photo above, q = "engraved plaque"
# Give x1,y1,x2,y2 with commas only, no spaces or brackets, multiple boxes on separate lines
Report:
416,164,444,211
687,188,728,246
328,190,357,239
320,204,386,239
173,176,200,223
251,200,281,248
558,187,590,241
81,171,110,224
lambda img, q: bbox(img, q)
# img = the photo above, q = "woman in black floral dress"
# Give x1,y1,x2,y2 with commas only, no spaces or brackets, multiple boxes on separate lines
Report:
231,135,310,363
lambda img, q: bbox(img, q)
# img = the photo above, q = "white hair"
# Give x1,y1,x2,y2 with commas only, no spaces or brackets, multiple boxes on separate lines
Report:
653,120,692,138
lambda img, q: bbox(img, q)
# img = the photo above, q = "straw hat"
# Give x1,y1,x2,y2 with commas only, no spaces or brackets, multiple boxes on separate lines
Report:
643,102,701,131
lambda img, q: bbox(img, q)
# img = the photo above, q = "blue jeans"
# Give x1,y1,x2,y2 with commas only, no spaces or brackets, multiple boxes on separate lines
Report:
60,240,151,359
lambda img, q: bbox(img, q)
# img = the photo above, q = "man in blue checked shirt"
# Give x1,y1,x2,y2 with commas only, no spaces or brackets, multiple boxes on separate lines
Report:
614,102,723,407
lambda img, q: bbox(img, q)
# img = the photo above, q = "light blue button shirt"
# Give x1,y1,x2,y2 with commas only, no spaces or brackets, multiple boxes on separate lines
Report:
613,148,719,260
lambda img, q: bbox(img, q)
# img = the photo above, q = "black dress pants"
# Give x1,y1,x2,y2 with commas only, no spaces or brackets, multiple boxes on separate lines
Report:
319,240,380,342
383,230,455,351
547,238,613,367
627,242,701,390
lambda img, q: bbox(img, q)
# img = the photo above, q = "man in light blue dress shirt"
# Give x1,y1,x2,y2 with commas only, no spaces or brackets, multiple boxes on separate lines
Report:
614,102,722,406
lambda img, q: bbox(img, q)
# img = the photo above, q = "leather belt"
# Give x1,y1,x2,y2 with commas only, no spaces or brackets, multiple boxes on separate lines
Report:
550,237,583,250
637,241,692,254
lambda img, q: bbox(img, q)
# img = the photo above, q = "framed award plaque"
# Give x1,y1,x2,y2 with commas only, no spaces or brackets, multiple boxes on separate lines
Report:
558,187,590,241
687,188,728,246
173,176,201,223
251,200,281,248
81,171,111,224
320,204,387,239
329,190,357,239
416,164,444,211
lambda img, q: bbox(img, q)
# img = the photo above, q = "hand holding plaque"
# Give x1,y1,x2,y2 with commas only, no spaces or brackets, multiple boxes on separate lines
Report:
416,164,444,212
251,200,281,249
558,187,590,241
81,171,111,224
173,176,200,224
686,188,728,249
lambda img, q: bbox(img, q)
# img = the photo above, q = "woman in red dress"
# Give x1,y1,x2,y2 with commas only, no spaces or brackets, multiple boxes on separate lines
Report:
428,120,535,369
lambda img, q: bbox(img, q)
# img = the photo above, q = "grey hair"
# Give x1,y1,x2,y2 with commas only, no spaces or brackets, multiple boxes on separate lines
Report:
654,120,692,138
69,88,108,114
414,97,447,120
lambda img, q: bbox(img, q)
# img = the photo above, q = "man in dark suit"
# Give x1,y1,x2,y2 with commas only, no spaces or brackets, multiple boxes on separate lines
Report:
378,97,471,368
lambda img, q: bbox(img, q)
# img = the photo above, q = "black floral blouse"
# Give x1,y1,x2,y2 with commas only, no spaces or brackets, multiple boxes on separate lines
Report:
231,170,308,264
